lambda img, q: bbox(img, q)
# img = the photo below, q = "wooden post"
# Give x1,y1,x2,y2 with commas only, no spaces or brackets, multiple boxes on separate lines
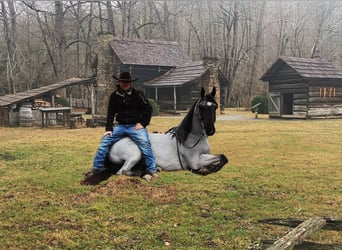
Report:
41,112,44,128
68,86,73,108
51,93,55,107
91,83,95,116
173,86,177,112
267,217,326,250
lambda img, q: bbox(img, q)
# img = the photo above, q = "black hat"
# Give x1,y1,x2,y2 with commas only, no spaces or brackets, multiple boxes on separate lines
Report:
113,72,137,82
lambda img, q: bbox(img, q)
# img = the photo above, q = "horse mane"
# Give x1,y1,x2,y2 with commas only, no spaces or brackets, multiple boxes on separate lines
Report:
171,100,199,144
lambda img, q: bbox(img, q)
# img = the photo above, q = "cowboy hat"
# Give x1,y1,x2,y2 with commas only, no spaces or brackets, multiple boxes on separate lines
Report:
112,72,137,82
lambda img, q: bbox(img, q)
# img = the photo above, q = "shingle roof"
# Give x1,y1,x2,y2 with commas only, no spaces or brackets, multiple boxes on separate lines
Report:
0,77,95,107
143,61,209,87
260,56,342,81
110,37,191,67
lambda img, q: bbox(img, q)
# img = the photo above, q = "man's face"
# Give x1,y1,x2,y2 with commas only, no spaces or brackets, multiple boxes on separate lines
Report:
119,80,131,91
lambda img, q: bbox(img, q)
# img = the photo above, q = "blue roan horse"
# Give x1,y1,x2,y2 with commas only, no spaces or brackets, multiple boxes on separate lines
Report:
81,87,228,185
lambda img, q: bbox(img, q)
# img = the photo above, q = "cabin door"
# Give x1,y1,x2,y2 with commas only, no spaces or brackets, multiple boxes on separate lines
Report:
282,93,293,115
268,92,281,117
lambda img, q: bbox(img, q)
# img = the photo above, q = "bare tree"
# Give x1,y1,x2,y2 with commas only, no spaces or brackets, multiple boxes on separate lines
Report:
117,1,137,38
54,1,65,80
310,1,342,58
106,1,115,35
221,2,243,106
246,1,266,100
1,1,18,94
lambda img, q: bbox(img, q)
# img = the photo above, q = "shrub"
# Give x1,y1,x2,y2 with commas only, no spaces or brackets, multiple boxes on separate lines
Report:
251,96,268,114
148,98,159,116
56,97,70,107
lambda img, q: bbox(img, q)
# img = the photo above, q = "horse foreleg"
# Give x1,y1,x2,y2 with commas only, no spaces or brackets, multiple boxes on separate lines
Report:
116,157,141,176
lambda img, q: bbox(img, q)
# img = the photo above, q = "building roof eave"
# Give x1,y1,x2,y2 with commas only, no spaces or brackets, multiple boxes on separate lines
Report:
0,77,96,107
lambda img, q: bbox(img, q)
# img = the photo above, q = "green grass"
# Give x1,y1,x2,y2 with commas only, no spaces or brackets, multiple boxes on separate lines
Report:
0,112,341,249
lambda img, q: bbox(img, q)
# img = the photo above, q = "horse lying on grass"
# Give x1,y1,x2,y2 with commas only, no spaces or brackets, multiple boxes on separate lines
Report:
81,87,228,185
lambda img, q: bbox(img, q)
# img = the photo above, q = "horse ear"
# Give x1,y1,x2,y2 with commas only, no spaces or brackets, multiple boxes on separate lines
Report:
211,87,216,97
201,87,205,98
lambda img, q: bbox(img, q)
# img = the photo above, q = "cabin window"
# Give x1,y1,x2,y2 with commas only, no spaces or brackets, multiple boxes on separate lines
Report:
319,87,336,98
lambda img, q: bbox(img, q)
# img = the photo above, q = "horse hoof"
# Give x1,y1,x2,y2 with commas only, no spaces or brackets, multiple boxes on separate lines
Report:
142,174,152,182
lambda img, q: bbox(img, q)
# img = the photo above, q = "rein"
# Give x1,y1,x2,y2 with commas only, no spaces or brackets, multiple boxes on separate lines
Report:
165,129,187,170
176,139,187,170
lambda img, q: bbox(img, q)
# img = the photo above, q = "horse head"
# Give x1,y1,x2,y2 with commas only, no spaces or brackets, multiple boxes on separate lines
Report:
198,87,218,136
174,87,218,144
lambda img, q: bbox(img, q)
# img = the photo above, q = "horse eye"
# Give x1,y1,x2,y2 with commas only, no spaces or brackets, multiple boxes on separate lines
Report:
207,101,217,108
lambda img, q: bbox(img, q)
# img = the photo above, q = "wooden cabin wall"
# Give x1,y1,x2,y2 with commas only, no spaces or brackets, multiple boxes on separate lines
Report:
0,108,9,126
307,80,342,118
268,66,308,118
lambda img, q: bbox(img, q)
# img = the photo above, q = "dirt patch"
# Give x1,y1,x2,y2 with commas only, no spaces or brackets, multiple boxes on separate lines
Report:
72,177,178,204
0,153,16,161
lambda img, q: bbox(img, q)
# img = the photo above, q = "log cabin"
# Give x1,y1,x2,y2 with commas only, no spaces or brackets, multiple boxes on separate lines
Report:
96,34,229,114
260,56,342,119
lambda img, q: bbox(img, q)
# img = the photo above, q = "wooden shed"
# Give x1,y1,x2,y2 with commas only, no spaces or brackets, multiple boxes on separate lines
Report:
0,77,95,126
260,56,342,119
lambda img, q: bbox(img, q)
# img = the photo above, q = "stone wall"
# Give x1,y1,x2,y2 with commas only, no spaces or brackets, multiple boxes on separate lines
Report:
96,33,115,115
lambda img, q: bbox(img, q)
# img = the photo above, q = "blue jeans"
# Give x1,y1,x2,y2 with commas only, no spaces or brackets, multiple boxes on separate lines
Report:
93,124,157,173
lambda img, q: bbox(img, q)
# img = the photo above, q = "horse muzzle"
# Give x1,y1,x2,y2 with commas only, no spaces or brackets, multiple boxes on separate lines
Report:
192,154,228,176
206,127,215,136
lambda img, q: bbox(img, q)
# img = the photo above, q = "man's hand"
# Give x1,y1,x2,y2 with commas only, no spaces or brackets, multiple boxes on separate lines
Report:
103,131,112,137
135,123,143,130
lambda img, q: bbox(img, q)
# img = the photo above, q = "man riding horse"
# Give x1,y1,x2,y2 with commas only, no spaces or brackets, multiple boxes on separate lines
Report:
85,72,159,181
82,75,228,185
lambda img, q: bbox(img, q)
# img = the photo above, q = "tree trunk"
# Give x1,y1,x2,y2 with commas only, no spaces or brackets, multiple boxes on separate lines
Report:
1,1,19,94
54,1,65,80
226,3,239,106
247,0,266,100
106,1,115,35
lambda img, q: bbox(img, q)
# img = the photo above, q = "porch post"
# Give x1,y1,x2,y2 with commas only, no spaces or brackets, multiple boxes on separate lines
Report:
68,86,72,108
91,83,95,116
51,93,55,107
173,86,177,112
155,87,158,101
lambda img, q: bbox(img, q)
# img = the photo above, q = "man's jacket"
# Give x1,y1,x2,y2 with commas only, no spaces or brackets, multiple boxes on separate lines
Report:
105,87,152,131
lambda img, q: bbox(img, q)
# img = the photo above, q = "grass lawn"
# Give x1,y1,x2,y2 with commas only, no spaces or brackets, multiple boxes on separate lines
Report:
0,111,341,249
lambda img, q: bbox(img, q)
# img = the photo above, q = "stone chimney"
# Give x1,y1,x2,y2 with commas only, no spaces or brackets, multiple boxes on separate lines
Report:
96,33,115,115
203,56,221,115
